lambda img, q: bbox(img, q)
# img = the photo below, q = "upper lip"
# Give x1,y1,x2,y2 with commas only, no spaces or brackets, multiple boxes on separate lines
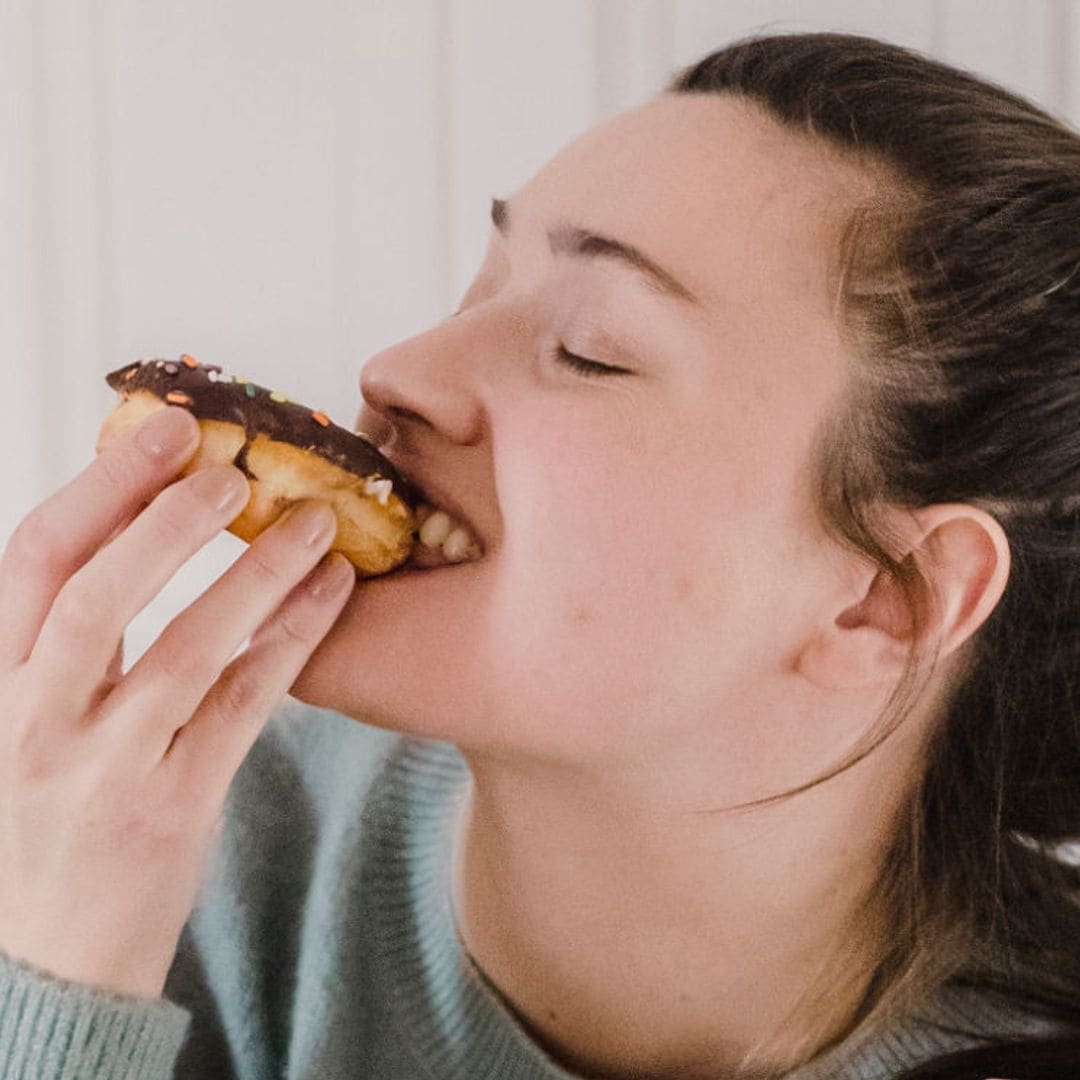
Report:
355,411,492,554
373,452,489,553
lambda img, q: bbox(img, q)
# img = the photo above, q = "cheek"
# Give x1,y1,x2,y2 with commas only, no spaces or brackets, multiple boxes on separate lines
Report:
481,395,813,746
497,425,681,615
489,453,741,733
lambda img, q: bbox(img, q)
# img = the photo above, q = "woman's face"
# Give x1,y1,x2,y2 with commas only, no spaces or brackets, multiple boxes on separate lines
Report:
292,94,872,782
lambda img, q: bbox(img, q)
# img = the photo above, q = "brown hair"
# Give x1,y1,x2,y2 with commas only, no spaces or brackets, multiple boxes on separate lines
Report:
670,32,1080,1078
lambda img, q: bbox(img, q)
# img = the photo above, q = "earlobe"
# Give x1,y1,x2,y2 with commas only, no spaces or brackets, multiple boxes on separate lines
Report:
796,505,1011,693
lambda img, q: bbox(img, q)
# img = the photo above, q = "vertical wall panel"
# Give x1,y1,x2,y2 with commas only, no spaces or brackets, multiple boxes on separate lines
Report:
33,1,113,486
331,0,446,397
445,0,596,303
1056,0,1078,125
107,0,346,405
672,0,939,69
591,0,678,119
935,0,1070,119
0,2,47,540
0,1,113,541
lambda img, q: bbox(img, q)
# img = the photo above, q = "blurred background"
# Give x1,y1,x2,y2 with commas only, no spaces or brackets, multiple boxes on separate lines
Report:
3,0,1078,661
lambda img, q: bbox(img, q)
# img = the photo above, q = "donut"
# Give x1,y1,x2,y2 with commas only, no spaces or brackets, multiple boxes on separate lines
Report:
98,356,417,577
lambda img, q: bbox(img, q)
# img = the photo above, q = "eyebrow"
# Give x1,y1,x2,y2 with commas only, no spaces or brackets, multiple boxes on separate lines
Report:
490,197,699,305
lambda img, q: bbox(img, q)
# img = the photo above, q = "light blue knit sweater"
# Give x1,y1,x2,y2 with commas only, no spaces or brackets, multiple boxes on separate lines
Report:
0,699,1062,1079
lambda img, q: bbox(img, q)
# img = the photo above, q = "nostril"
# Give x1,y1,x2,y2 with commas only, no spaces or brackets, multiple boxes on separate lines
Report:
355,404,435,451
354,405,396,449
387,404,433,430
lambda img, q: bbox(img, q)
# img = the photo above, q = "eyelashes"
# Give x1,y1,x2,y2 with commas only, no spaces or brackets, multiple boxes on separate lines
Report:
451,305,634,379
552,344,634,378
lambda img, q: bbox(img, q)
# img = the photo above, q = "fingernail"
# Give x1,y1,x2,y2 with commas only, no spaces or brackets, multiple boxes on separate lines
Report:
191,466,248,511
135,407,197,458
283,502,337,546
307,553,354,597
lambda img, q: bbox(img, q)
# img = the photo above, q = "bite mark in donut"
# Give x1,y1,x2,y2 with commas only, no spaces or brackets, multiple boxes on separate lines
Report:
98,357,418,577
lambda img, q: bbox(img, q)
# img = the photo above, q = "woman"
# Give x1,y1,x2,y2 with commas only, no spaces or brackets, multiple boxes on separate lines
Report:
1,31,1078,1080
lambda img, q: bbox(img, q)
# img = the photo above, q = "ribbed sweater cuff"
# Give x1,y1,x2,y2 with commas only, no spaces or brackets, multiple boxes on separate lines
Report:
0,948,190,1080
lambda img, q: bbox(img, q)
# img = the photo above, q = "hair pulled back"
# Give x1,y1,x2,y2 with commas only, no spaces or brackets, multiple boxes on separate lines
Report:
671,33,1080,1079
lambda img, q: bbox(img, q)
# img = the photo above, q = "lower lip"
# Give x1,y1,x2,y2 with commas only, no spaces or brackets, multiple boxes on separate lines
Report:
335,558,484,623
364,555,484,585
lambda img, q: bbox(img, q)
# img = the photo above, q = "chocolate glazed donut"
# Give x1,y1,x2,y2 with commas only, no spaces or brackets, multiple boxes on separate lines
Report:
98,356,417,577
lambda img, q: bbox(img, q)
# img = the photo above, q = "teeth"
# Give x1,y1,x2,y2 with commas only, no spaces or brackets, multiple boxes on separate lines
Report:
415,504,482,565
419,510,452,548
442,527,473,562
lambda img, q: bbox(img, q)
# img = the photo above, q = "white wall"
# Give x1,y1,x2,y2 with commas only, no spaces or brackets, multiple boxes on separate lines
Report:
3,0,1077,660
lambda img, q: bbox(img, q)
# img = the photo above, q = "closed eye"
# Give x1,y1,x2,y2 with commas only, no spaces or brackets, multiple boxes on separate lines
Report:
553,344,634,378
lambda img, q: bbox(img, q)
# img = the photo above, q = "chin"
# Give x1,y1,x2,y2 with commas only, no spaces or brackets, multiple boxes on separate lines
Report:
287,558,499,743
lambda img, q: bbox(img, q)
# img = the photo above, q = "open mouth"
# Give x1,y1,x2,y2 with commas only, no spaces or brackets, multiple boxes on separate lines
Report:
402,503,484,570
353,431,487,574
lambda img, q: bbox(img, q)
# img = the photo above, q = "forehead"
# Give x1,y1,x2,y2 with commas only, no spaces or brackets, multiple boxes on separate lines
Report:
514,93,876,321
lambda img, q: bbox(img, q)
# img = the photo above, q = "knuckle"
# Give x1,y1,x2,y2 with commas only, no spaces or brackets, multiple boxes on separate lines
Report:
5,691,64,784
3,510,62,577
213,668,263,717
9,719,55,784
49,579,113,642
148,636,221,688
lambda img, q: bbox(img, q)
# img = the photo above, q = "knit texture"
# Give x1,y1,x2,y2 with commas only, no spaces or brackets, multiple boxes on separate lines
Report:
0,699,1065,1078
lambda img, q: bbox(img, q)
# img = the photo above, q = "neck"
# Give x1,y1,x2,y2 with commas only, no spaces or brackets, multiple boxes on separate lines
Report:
453,741,916,1079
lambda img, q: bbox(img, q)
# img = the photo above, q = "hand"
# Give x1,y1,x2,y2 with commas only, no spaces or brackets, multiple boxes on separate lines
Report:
0,407,354,999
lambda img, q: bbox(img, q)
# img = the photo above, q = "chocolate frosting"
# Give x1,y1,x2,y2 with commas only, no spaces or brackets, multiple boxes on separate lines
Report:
106,357,416,507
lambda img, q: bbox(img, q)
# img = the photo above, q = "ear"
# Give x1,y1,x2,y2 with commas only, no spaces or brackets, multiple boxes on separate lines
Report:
796,504,1011,692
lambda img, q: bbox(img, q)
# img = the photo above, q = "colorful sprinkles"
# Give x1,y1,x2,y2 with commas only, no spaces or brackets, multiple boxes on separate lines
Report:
113,356,347,445
105,355,412,517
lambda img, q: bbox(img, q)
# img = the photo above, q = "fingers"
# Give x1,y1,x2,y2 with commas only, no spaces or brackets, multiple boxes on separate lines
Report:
0,408,200,667
170,552,354,791
105,500,348,765
27,463,250,716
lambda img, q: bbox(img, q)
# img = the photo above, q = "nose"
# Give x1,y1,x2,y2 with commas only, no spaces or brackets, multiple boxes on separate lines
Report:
358,322,488,450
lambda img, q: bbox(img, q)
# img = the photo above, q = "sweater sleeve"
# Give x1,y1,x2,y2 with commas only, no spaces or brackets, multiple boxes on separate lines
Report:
0,948,191,1080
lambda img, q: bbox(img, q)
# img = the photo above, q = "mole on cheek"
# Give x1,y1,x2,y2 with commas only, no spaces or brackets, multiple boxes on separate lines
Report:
671,574,703,606
570,607,593,626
